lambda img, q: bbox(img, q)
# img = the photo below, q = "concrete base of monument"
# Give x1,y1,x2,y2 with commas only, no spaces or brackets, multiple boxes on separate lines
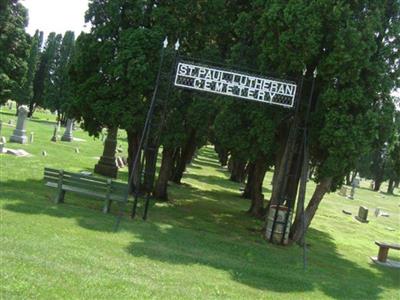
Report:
61,135,73,142
10,133,28,144
370,257,400,268
355,216,369,223
94,159,118,178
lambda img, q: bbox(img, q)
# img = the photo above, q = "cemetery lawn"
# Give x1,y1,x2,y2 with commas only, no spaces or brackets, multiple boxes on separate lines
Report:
1,108,399,299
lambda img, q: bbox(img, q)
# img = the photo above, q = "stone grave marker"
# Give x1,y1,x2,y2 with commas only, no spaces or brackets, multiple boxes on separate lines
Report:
75,147,80,153
338,186,348,197
29,132,34,143
61,119,74,142
10,105,29,144
0,136,6,144
42,150,47,156
51,126,59,142
94,127,118,178
375,208,381,217
355,206,369,223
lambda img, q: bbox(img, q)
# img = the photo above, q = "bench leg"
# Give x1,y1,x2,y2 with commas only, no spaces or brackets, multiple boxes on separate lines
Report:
103,199,111,214
377,247,389,262
55,190,65,204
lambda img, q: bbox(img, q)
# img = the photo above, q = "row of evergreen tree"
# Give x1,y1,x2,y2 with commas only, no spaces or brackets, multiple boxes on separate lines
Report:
1,0,399,241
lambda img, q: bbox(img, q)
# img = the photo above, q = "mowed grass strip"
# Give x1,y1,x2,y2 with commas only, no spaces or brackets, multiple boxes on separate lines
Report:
1,108,399,299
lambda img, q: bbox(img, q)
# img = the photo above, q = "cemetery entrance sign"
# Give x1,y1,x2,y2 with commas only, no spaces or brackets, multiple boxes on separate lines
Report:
174,61,297,108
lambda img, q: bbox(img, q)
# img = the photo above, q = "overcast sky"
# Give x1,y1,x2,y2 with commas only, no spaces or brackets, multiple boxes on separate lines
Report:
23,0,90,37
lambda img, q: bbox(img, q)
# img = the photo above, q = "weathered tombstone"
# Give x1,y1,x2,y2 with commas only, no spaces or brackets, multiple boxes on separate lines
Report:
61,119,74,142
51,126,59,142
42,150,47,156
375,208,381,217
75,147,80,153
94,127,118,178
29,132,34,143
0,136,6,144
10,105,29,144
338,186,348,197
355,206,369,223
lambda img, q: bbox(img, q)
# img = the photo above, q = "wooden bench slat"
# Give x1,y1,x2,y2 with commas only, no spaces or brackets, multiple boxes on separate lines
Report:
59,179,109,192
46,182,108,200
375,241,400,250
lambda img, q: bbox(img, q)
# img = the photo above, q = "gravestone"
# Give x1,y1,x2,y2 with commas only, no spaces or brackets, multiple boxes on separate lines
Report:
42,150,47,156
375,208,381,217
355,206,369,223
10,105,29,144
338,186,348,197
61,119,74,142
29,132,34,143
75,147,80,153
0,136,6,144
94,127,118,178
51,125,59,142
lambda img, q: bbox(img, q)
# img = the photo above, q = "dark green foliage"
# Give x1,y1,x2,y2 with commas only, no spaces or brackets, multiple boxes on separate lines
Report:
44,31,75,119
31,32,62,115
14,30,43,108
0,0,29,104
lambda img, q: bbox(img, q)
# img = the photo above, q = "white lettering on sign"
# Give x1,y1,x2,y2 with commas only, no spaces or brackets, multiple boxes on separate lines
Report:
174,62,297,108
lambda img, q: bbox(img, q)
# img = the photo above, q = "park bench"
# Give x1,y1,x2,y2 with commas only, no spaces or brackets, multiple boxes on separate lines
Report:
43,167,128,213
374,241,400,263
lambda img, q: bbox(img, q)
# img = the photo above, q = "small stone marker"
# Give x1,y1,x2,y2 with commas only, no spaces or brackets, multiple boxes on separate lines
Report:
342,210,352,215
355,206,369,223
338,186,348,197
61,119,74,142
51,126,58,142
29,132,34,143
0,136,6,144
375,208,381,217
75,147,80,153
80,171,92,176
8,119,13,125
6,149,31,157
42,150,47,156
10,105,29,144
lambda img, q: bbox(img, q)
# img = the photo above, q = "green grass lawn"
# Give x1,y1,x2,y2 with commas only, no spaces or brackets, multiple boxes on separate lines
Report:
1,107,399,299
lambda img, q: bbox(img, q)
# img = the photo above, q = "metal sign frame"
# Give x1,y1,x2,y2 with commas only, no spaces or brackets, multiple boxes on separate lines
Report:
174,60,298,108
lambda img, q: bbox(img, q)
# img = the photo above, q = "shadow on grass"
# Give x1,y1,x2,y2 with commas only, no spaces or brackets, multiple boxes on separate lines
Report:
2,177,399,298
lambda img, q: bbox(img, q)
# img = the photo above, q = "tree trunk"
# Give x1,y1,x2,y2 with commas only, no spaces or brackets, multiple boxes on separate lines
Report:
373,178,383,191
387,178,394,194
395,180,399,189
154,146,174,200
345,172,351,186
172,129,197,184
243,162,255,199
230,158,247,183
291,177,332,243
126,130,141,193
28,101,35,118
247,155,268,219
